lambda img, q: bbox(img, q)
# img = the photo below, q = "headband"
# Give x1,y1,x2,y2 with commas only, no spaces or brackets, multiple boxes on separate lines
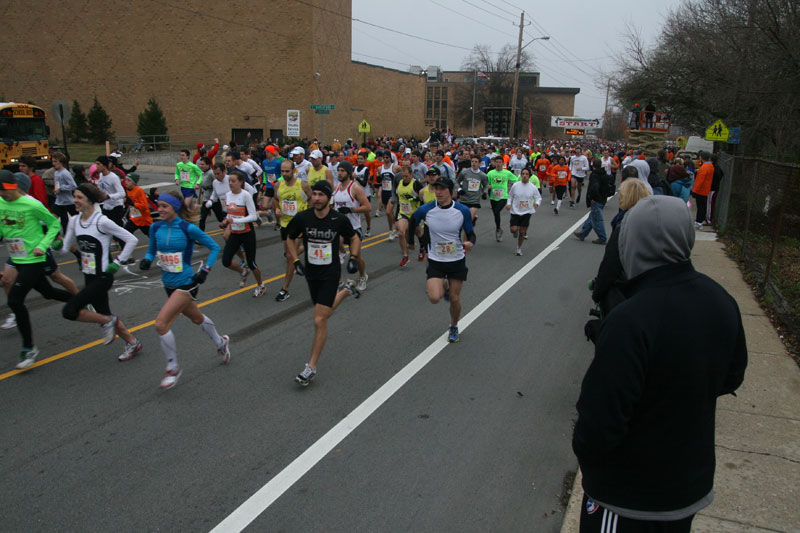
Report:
77,184,100,203
158,193,183,213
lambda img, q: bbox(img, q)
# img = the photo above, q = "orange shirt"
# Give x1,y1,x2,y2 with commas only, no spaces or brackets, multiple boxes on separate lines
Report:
502,154,510,168
692,161,714,196
549,164,571,186
536,158,551,178
125,186,152,226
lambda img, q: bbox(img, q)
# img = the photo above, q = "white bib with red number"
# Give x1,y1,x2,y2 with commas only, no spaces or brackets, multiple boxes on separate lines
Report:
308,242,332,265
157,251,183,273
6,238,26,258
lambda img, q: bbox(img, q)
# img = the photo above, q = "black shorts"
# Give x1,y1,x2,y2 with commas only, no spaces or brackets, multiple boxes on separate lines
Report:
306,278,339,308
280,226,290,241
463,203,481,209
164,283,199,301
6,249,59,276
509,213,532,228
426,258,468,281
381,190,393,207
573,176,585,183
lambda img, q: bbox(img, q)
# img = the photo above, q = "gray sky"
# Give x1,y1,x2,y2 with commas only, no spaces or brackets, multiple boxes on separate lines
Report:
351,0,681,119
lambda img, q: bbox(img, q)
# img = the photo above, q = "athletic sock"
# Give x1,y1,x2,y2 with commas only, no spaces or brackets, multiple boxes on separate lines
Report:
199,314,223,348
557,199,562,209
159,330,179,371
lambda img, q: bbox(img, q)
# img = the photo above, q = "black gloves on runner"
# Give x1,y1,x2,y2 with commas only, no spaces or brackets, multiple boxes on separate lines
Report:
346,256,358,274
139,258,151,271
337,206,352,214
193,267,210,284
293,259,305,277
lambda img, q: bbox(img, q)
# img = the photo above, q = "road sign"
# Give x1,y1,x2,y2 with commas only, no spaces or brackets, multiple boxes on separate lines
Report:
565,128,585,136
51,100,70,125
358,120,371,133
551,116,602,128
314,109,330,115
310,104,335,111
727,127,741,144
675,136,687,148
705,119,729,142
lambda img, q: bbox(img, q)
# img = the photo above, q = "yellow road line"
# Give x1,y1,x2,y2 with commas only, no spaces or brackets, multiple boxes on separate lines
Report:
0,236,389,381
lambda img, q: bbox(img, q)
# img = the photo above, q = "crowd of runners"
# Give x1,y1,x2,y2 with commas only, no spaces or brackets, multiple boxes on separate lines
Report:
0,134,718,389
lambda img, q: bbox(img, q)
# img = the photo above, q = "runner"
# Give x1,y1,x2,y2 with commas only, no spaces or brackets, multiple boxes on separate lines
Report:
456,154,489,226
486,156,516,241
120,174,152,263
51,152,77,231
549,155,571,215
508,148,528,176
138,191,229,389
393,164,424,266
307,149,333,186
274,159,311,302
506,167,542,256
174,150,203,207
377,151,400,240
220,170,265,296
197,156,217,231
410,175,476,343
59,183,142,360
95,156,127,229
353,152,373,236
569,147,590,206
0,170,73,368
534,153,551,200
333,161,370,290
290,146,312,183
287,180,361,386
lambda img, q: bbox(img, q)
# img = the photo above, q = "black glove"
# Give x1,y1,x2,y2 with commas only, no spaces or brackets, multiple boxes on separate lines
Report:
347,256,358,274
337,206,352,214
139,258,151,271
481,192,487,200
193,267,210,284
584,318,601,344
293,259,305,277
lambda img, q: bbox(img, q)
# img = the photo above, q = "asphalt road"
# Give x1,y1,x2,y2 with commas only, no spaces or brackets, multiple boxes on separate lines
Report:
1,176,613,532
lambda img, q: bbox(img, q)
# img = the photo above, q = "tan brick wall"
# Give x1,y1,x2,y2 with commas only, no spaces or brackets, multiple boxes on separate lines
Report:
0,0,427,144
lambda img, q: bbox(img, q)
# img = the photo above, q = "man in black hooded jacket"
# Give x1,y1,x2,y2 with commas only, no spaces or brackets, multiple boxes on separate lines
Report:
573,195,747,532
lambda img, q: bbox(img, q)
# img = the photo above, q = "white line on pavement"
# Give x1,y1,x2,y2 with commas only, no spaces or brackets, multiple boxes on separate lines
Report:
144,181,179,189
210,216,588,533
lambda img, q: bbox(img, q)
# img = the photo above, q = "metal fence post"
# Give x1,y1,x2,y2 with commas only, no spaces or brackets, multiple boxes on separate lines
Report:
740,160,758,261
761,168,792,291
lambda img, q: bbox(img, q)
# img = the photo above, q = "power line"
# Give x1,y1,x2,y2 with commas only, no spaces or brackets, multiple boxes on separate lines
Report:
460,0,517,24
430,0,509,36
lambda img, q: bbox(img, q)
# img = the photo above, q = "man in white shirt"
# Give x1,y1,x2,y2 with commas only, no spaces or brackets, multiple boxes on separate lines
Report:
568,147,590,207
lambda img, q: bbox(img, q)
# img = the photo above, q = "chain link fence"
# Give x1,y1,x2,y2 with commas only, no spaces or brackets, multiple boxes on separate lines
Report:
714,154,800,350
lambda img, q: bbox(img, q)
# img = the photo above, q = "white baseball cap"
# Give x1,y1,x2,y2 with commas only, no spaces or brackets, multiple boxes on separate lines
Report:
290,147,305,156
309,149,323,159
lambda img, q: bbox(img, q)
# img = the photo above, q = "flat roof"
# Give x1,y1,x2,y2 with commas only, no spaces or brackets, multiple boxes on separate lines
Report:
351,60,421,77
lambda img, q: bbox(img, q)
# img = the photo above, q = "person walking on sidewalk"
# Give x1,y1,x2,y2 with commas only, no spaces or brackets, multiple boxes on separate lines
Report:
572,195,748,533
574,160,612,245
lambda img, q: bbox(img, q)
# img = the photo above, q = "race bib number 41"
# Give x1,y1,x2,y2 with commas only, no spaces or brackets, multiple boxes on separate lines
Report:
308,242,332,265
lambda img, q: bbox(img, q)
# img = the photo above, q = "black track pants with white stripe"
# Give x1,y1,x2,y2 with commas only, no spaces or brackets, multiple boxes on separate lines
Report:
580,494,694,533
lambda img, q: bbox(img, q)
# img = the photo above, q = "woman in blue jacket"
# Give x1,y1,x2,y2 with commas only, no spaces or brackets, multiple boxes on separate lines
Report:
139,191,230,389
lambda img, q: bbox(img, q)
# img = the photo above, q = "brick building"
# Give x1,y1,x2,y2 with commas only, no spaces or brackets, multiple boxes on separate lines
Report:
1,0,427,145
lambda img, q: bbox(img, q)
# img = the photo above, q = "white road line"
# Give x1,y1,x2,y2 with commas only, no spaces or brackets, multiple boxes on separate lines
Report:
144,181,179,189
210,216,588,533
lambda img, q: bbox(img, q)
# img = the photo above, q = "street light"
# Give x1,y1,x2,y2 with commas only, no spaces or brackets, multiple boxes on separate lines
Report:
509,13,549,139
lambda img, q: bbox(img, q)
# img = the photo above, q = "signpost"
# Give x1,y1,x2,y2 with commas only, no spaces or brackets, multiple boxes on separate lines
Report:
310,105,334,145
358,119,371,145
51,100,71,158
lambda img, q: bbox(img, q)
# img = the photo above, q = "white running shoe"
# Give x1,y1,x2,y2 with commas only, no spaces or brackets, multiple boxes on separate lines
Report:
118,340,143,361
374,210,382,217
295,363,317,386
516,248,523,256
239,266,250,288
1,313,16,330
217,335,231,364
16,346,39,369
253,284,266,297
388,230,397,242
102,315,118,345
357,274,368,291
160,367,182,389
364,227,371,237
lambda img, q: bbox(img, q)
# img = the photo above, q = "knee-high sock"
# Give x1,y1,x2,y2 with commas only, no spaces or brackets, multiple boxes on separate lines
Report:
557,199,562,210
160,330,178,370
199,314,223,348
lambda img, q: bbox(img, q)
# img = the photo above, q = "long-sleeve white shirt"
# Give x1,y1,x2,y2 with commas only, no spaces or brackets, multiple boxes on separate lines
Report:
98,171,126,209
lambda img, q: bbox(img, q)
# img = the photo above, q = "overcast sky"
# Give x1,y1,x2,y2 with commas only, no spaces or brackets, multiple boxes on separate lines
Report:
351,0,682,119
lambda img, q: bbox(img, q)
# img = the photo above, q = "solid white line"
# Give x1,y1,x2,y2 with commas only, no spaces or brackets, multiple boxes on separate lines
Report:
145,181,179,189
210,216,587,533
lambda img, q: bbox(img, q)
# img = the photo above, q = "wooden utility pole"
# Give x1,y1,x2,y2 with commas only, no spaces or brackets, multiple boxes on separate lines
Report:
509,11,525,140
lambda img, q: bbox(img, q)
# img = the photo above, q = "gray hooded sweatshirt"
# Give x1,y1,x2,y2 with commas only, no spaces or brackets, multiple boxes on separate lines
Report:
619,195,695,279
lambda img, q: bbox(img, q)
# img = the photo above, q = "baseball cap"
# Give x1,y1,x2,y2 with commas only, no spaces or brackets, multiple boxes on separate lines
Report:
405,148,411,154
431,176,454,191
110,151,123,159
290,147,305,156
425,166,441,176
309,149,323,159
0,169,17,189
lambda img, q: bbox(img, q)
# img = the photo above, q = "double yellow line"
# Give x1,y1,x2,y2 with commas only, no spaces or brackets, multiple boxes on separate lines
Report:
1,232,390,381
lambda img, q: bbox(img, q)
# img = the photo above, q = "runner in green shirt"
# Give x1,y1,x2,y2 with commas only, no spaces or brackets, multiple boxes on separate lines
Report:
0,170,72,368
486,156,518,241
175,149,203,205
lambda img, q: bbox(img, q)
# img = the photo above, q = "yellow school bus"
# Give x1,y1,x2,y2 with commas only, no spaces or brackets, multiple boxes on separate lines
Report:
0,102,51,169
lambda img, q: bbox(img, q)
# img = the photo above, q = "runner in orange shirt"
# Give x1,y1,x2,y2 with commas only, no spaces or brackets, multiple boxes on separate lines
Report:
548,156,571,215
535,155,551,202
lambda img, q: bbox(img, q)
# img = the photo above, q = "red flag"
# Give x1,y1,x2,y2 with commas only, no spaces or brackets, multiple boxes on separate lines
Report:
528,113,533,146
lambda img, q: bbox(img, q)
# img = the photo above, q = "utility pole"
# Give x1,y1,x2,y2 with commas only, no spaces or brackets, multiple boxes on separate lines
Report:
603,79,611,138
509,11,525,140
471,70,477,137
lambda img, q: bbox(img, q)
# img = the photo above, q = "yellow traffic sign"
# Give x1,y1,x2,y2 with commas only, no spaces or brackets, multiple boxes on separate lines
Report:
358,120,371,133
705,120,729,142
675,136,687,148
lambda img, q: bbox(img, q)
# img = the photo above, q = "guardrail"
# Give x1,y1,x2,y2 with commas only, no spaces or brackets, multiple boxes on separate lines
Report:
115,133,221,154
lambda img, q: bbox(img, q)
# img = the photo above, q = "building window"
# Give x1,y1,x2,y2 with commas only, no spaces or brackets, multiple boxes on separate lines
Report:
442,87,448,100
434,87,440,99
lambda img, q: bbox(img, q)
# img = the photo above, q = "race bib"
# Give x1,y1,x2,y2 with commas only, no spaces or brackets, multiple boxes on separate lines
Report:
382,179,393,191
80,251,97,275
281,200,298,217
539,165,547,172
435,241,458,256
230,219,246,232
308,242,332,265
180,170,189,181
6,238,27,258
129,207,142,218
518,200,531,210
492,187,505,199
157,251,183,273
399,201,412,215
513,169,521,176
467,180,480,192
558,171,567,179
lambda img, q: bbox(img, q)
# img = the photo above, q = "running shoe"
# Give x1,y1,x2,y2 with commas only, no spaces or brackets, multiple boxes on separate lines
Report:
339,251,347,264
118,340,143,361
160,367,182,389
418,250,425,262
524,234,528,240
239,266,250,288
275,289,290,302
374,210,382,217
569,201,575,207
16,346,39,369
388,230,397,241
400,256,409,267
295,363,317,386
120,257,136,265
554,207,559,215
576,194,581,203
253,284,266,297
217,334,231,363
495,228,503,242
357,274,368,291
592,239,607,245
364,227,371,237
573,230,585,241
344,279,360,299
516,248,523,256
551,200,555,205
1,313,16,330
694,222,703,230
102,315,118,345
448,325,460,343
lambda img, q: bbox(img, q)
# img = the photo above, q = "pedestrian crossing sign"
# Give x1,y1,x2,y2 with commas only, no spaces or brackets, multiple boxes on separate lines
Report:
705,120,729,141
358,120,371,133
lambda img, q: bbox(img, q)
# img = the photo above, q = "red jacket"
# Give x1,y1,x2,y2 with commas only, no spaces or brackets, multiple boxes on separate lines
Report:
193,142,219,164
29,174,49,209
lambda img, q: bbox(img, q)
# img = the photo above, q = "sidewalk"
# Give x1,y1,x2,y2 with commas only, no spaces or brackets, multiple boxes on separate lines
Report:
561,231,800,533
